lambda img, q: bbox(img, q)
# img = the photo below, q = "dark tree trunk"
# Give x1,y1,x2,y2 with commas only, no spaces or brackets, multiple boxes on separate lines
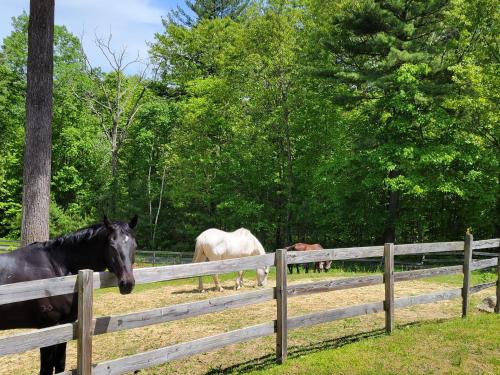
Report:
383,170,400,244
21,0,55,246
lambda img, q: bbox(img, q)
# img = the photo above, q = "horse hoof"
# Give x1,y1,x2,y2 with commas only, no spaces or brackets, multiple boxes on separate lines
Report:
218,287,225,292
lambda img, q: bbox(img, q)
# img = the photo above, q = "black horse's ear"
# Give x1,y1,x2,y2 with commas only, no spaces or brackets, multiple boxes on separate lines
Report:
103,215,113,231
129,215,138,229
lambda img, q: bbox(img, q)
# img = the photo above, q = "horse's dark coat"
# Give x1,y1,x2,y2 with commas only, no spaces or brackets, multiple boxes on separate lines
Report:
0,216,138,375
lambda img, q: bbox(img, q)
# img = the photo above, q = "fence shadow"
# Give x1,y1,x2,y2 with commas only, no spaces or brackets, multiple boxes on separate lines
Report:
204,319,451,375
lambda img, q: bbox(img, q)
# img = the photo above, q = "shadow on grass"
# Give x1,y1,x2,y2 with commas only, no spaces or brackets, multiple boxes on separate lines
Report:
204,319,451,375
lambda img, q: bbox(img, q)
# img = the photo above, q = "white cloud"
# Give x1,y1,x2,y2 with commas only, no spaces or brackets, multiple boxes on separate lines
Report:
0,0,179,73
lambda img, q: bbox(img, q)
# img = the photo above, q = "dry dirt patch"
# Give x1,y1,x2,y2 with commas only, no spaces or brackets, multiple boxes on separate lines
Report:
0,276,492,375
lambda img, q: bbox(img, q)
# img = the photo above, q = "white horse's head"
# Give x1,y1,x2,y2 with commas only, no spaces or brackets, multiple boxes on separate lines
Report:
256,267,269,287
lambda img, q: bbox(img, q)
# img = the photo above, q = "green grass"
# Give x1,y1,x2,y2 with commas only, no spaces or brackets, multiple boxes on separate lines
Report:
229,314,500,375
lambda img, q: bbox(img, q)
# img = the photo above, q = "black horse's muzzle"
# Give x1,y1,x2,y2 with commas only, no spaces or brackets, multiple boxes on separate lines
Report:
118,277,135,295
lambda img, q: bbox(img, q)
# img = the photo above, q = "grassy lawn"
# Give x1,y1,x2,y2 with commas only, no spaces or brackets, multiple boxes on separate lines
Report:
242,314,500,375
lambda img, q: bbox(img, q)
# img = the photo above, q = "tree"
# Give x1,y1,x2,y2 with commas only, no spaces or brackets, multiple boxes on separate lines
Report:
79,35,149,214
315,0,474,243
171,0,250,26
21,0,55,245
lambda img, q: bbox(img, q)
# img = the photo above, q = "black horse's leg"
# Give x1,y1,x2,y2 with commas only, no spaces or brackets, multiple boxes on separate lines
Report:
54,343,67,373
40,345,56,375
288,264,293,274
296,264,300,274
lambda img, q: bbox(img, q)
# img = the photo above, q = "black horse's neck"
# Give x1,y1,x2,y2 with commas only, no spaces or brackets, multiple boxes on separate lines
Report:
46,224,109,275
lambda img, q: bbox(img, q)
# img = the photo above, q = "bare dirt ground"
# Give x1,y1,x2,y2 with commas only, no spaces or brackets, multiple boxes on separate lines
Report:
0,275,494,375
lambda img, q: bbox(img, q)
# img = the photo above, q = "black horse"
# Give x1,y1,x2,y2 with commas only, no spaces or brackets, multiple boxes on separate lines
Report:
0,216,138,375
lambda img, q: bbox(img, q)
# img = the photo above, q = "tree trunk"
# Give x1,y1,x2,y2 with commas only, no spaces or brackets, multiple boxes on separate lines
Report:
21,0,55,246
383,170,400,244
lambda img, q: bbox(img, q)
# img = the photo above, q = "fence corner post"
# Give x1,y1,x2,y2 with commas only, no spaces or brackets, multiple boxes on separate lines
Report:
77,269,94,375
495,244,500,314
384,243,394,334
276,248,288,364
462,232,473,318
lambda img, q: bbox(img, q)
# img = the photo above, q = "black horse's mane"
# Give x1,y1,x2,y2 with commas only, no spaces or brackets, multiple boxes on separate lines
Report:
49,223,107,248
32,221,130,250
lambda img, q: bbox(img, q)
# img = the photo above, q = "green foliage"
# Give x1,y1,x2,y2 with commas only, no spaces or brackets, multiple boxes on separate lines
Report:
0,0,498,249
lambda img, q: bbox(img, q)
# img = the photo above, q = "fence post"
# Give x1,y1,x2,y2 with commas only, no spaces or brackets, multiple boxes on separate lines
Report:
384,243,394,334
495,245,500,314
462,232,473,318
276,249,288,364
77,269,94,375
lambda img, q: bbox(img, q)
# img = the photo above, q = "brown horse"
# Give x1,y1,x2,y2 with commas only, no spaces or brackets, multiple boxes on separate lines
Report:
285,243,332,274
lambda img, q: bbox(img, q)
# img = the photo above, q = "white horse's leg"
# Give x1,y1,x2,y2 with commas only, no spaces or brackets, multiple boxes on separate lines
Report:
236,270,244,290
198,276,204,292
213,274,224,292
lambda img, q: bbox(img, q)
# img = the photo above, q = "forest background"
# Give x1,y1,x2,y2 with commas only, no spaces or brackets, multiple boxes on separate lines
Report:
0,0,498,252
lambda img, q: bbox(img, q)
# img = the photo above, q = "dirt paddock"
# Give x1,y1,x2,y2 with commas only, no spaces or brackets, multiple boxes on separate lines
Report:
0,274,494,374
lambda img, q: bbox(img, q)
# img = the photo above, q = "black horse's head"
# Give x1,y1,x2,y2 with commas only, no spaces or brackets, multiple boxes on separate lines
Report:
103,215,138,295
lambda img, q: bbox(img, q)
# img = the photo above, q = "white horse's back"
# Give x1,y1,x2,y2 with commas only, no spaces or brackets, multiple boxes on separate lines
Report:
194,228,265,261
193,228,268,291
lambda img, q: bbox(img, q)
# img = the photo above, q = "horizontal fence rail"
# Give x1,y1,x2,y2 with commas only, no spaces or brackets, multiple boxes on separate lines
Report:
0,237,498,375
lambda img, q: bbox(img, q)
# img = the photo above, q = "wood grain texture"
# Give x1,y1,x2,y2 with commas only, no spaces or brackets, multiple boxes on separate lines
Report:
0,275,78,305
384,243,394,334
394,265,462,282
394,288,462,309
0,323,74,356
89,322,276,375
462,234,473,318
77,270,93,375
288,301,385,330
288,275,383,297
287,246,383,264
473,238,500,250
275,249,287,364
394,241,464,255
470,257,498,271
496,246,500,314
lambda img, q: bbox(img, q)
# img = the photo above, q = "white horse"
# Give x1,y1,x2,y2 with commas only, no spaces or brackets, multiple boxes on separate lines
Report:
193,228,269,292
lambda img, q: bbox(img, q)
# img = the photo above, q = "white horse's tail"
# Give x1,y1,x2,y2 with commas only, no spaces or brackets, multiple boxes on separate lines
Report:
193,235,208,291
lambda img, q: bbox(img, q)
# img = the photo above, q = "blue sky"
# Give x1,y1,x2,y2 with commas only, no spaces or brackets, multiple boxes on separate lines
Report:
0,0,183,72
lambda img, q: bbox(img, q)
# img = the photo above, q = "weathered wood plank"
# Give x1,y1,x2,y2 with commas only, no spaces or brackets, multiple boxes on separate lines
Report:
0,324,74,356
77,270,93,375
394,241,464,255
470,257,498,271
90,322,276,375
288,301,385,330
92,288,275,335
394,265,462,282
394,288,462,309
0,254,275,304
132,253,276,285
0,275,78,305
473,239,500,250
462,234,473,317
470,281,496,294
287,246,383,265
496,246,500,314
384,243,394,334
275,249,287,364
288,275,383,297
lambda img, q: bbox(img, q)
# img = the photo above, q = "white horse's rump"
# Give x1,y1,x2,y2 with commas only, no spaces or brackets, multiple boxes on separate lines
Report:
193,228,269,291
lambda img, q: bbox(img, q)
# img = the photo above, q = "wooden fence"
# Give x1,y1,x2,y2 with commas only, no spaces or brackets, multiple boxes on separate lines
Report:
0,235,499,374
